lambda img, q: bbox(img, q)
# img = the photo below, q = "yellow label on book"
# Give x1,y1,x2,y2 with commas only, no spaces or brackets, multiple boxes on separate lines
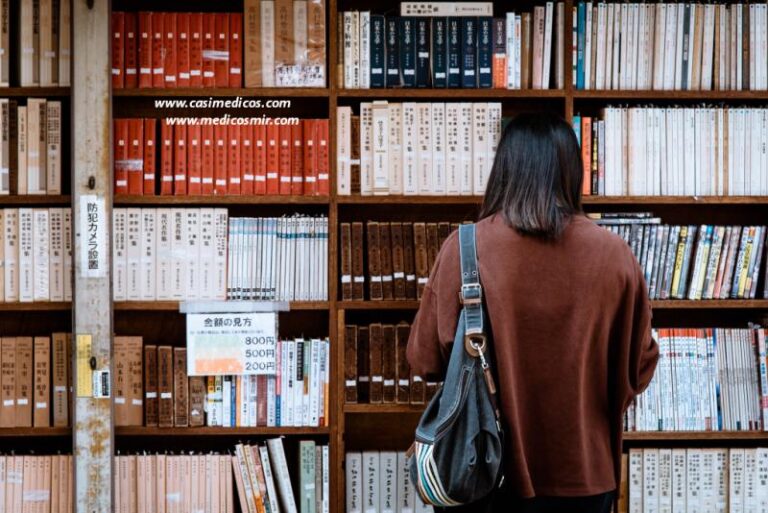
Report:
75,334,92,397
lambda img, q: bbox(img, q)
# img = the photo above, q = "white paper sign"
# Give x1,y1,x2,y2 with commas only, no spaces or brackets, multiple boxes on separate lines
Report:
186,312,278,376
79,194,107,277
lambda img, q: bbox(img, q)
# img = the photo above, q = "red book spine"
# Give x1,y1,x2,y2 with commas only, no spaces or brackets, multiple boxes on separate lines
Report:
143,118,157,195
265,123,279,194
138,12,153,88
228,13,243,87
127,119,144,194
201,126,215,195
214,125,228,194
278,125,292,195
227,124,241,195
111,12,125,89
187,125,202,195
290,123,304,195
214,14,230,87
124,13,138,88
114,119,129,194
317,119,330,195
202,14,216,87
581,116,592,195
173,124,188,195
256,376,268,427
240,125,255,195
302,119,317,196
163,13,177,88
189,13,204,88
160,120,174,195
176,13,191,88
151,12,165,87
254,125,267,195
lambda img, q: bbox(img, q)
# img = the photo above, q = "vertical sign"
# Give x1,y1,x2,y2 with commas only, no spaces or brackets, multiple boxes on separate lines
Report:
79,194,107,277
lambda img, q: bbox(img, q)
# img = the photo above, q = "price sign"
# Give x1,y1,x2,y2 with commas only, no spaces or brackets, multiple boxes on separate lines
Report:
186,312,278,376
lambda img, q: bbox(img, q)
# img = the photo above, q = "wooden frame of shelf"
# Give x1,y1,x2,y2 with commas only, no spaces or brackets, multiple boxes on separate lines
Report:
115,426,331,436
0,87,70,97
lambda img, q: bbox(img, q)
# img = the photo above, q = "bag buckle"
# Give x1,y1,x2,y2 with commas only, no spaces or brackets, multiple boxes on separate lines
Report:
464,333,487,358
460,283,482,305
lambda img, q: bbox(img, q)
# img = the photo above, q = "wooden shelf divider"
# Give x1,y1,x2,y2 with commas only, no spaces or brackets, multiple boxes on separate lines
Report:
115,426,331,436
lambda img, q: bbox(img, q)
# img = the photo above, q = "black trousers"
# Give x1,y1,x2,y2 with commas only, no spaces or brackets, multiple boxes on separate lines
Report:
438,490,615,513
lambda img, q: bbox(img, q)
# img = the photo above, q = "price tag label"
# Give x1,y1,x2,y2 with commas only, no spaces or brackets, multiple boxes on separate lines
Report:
186,312,278,376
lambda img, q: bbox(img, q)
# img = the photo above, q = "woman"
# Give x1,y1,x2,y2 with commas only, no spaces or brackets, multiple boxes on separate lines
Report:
406,112,659,513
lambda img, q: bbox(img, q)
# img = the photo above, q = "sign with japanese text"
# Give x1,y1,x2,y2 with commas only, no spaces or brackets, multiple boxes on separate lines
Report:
78,195,107,278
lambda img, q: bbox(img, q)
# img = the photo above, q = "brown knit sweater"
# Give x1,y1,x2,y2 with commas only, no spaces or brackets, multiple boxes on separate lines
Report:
406,213,659,498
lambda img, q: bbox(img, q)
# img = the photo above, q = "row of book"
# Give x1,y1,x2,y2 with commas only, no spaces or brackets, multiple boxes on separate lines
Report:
625,328,766,433
0,99,63,195
0,334,71,428
344,322,438,405
339,3,564,90
593,215,767,300
336,102,502,196
345,451,434,513
575,3,768,91
0,208,72,303
114,118,330,197
228,215,329,302
7,0,71,87
112,208,228,302
0,455,73,513
339,221,462,301
626,448,768,513
119,337,330,429
111,2,327,89
577,107,768,197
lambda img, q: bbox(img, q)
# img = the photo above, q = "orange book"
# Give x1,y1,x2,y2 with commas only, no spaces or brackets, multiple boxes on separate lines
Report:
189,13,204,88
278,124,292,195
302,119,317,196
214,14,230,87
227,123,242,195
137,12,153,88
151,12,165,88
201,125,215,195
290,123,304,195
163,13,178,88
176,13,191,88
173,124,188,195
187,125,202,195
265,122,279,194
492,18,507,89
114,119,129,195
254,124,267,195
127,119,145,195
160,120,174,195
240,125,255,195
580,116,592,196
229,13,243,87
143,118,157,195
202,14,216,87
111,12,125,89
316,119,330,195
214,124,228,195
124,12,139,88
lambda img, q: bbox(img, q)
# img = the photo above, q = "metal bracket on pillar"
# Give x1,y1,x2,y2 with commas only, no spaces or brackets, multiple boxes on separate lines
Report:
72,0,113,511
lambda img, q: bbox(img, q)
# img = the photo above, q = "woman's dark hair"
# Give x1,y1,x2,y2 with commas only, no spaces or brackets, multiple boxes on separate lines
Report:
479,112,583,238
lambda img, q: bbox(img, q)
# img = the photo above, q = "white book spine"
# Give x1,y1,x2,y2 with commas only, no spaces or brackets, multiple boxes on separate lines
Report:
0,100,8,194
445,103,461,195
155,208,172,300
379,452,397,513
459,103,473,195
47,208,64,302
171,209,187,300
371,101,389,194
629,449,643,513
343,12,357,89
261,1,276,87
360,102,373,195
359,12,371,89
362,452,380,513
542,2,554,89
32,209,49,301
198,208,215,299
62,208,72,301
112,209,127,301
45,101,61,194
140,209,157,300
336,106,352,195
415,103,433,194
346,453,363,513
17,208,33,302
125,208,142,301
267,437,298,513
431,103,446,196
401,103,418,195
388,103,403,195
505,13,514,89
471,103,489,195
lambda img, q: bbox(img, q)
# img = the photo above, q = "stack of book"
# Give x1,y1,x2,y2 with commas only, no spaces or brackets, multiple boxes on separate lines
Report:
626,327,767,432
9,0,71,87
340,220,463,301
591,214,767,300
228,215,329,302
346,451,434,513
575,3,768,91
0,333,72,428
337,102,502,196
0,99,63,195
112,208,229,301
339,2,564,89
116,337,330,428
626,448,768,513
344,322,439,405
0,455,73,512
576,107,768,196
113,118,330,197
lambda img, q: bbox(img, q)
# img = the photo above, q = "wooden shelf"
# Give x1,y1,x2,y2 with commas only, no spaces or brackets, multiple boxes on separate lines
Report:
583,196,768,205
0,302,71,311
344,404,426,414
115,195,329,206
573,90,768,100
115,426,331,436
337,195,481,205
336,89,565,99
114,301,330,311
0,87,70,97
338,301,421,310
0,195,71,205
339,300,768,310
0,427,71,437
114,88,329,98
623,431,768,441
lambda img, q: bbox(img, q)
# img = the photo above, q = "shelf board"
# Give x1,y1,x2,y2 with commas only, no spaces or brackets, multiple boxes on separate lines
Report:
583,196,768,205
338,300,421,310
337,89,565,99
0,427,71,437
0,195,71,205
344,404,426,414
114,87,329,98
623,431,768,441
339,300,768,310
573,90,768,100
115,195,329,206
0,302,71,311
0,87,70,97
337,195,482,205
116,426,330,436
114,301,329,311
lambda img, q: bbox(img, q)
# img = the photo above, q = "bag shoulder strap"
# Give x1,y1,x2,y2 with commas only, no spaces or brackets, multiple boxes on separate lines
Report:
458,224,484,337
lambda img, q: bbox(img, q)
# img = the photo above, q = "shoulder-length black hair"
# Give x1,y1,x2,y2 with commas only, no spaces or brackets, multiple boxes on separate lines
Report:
479,112,583,238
